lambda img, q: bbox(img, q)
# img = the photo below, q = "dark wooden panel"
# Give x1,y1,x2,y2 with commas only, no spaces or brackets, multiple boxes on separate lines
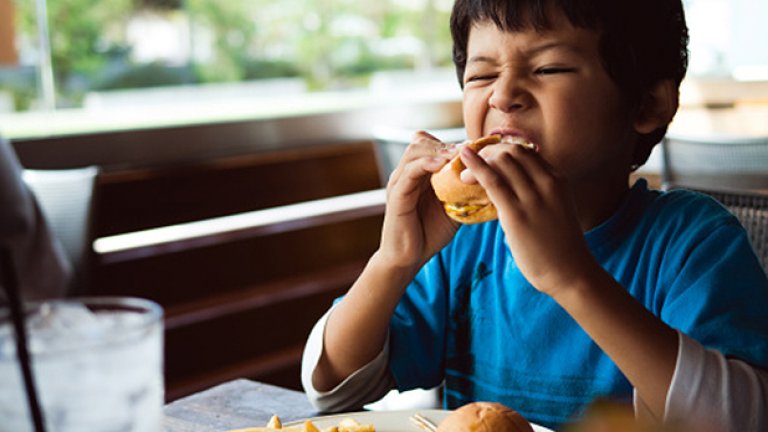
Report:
90,206,383,401
165,287,345,397
162,259,370,399
95,189,385,265
90,215,382,307
85,140,386,402
163,259,369,331
92,141,382,236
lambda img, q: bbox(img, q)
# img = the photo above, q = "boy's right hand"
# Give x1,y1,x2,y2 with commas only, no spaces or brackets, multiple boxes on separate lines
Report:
313,131,459,392
377,131,460,271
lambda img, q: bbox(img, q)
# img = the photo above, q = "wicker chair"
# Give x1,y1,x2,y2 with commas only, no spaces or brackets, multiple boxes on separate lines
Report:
660,132,768,270
660,133,768,191
687,187,768,271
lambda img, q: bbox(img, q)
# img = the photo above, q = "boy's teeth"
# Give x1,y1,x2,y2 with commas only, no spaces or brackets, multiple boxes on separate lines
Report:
500,135,536,150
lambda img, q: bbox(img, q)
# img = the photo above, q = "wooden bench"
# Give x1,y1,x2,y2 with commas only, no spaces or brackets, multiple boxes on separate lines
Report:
87,141,385,400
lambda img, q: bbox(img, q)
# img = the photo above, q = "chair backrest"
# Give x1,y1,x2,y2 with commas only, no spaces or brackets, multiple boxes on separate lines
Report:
687,187,768,271
661,133,768,191
372,126,467,185
22,166,99,294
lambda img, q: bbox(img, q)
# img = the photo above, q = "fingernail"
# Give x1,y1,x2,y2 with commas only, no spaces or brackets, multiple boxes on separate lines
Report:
438,143,456,154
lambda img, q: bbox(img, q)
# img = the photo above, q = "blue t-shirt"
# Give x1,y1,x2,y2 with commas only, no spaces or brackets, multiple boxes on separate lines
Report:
387,179,768,429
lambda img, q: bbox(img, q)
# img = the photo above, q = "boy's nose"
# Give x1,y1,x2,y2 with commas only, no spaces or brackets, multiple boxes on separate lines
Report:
489,77,529,112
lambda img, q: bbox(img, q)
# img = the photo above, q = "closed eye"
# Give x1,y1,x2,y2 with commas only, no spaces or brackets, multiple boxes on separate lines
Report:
465,74,497,84
535,67,576,75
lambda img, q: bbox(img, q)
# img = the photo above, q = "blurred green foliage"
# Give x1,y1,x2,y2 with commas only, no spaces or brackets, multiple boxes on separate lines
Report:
3,0,453,111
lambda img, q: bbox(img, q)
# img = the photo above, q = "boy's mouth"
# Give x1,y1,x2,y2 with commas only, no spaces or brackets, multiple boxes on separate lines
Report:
489,127,531,140
488,128,538,151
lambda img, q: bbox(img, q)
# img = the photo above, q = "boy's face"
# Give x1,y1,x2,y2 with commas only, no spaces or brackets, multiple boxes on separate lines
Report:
462,12,638,186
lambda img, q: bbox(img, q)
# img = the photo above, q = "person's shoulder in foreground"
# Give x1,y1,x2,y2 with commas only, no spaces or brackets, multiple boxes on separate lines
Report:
0,137,71,303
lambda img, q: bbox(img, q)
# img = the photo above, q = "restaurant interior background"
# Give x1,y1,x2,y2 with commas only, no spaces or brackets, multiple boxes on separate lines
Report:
1,0,767,403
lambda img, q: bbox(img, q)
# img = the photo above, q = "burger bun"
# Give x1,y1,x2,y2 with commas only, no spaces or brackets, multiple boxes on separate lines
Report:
430,135,534,224
436,402,534,432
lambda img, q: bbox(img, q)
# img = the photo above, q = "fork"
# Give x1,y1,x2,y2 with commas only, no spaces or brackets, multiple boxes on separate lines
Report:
409,412,438,431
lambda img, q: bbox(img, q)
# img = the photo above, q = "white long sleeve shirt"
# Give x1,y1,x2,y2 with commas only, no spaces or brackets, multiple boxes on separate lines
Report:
302,307,768,431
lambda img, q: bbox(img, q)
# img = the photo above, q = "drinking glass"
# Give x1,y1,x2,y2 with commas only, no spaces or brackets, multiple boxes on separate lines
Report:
0,296,164,432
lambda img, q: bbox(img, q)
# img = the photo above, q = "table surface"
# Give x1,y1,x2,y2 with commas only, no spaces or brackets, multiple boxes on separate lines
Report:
163,379,318,432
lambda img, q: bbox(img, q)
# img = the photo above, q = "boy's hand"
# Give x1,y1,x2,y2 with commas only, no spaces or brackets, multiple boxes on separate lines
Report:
459,142,598,297
378,131,460,270
315,131,461,392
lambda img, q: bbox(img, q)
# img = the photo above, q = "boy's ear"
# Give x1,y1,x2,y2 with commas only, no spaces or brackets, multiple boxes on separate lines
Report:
633,79,679,134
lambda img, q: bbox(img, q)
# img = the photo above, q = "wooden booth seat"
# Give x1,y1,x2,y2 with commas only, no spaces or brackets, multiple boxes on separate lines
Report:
87,141,385,400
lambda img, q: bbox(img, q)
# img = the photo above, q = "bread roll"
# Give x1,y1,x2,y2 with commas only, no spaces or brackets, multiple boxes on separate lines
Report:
430,135,535,224
436,402,534,432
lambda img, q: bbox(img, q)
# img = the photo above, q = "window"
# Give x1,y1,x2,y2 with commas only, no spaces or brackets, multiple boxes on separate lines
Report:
685,0,768,79
1,0,766,138
1,0,455,129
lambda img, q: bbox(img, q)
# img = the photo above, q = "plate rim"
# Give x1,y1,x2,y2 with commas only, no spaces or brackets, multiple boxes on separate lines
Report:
284,408,552,431
283,408,449,427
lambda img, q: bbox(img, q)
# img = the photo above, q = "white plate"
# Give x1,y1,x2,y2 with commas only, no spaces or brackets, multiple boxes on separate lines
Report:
284,409,553,432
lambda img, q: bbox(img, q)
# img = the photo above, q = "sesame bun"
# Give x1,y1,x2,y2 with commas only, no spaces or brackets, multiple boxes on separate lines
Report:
430,135,535,224
436,402,534,432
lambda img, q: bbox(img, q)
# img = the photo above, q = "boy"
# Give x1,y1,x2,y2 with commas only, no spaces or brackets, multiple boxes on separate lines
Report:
302,0,768,429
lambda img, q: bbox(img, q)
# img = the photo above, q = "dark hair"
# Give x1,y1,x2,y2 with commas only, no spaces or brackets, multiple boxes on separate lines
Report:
450,0,689,168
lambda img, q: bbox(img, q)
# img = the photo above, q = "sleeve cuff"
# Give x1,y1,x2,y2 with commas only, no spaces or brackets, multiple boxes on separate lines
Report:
635,330,768,431
301,305,395,413
632,330,701,424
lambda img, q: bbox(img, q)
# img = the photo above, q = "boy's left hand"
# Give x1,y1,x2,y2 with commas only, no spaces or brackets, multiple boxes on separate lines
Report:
459,142,598,297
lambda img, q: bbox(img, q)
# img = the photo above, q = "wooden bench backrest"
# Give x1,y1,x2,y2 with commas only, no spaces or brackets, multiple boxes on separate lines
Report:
87,141,386,399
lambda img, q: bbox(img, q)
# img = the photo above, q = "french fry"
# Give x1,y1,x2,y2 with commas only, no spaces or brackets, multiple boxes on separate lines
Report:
340,425,374,432
227,428,304,432
227,415,291,432
227,415,375,432
337,418,375,432
338,419,359,428
267,415,283,429
226,425,306,431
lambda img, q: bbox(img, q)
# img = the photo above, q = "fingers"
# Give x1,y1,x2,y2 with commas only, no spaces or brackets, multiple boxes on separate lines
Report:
402,131,457,163
384,131,457,212
395,157,443,197
459,143,548,205
387,131,456,189
378,132,463,266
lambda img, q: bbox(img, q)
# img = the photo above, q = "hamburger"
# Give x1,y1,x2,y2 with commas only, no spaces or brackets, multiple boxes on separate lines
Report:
430,134,536,224
437,401,534,432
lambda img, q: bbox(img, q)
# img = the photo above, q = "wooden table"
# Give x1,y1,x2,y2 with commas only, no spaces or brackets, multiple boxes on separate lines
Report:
164,379,318,432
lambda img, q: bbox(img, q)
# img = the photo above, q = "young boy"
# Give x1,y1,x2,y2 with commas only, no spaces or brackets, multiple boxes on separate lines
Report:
302,0,768,429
